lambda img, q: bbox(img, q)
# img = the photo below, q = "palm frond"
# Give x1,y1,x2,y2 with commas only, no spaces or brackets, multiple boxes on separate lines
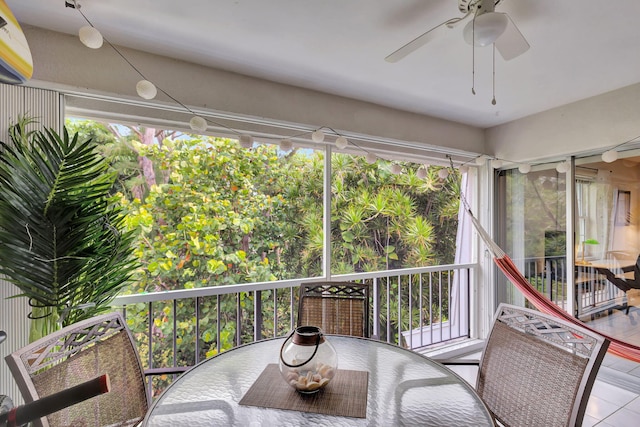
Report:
0,123,138,327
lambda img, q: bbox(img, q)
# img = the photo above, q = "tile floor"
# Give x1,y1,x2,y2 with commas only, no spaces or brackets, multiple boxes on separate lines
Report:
583,353,640,426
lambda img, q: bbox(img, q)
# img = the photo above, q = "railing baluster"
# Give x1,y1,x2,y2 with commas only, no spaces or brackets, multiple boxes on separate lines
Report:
418,274,423,348
429,271,433,345
172,299,177,370
147,301,153,402
397,275,402,347
372,277,380,339
195,296,201,364
439,271,443,342
254,290,262,342
386,278,391,343
216,295,221,354
408,274,413,349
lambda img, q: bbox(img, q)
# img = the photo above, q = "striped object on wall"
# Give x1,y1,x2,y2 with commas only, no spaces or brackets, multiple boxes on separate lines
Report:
0,83,62,404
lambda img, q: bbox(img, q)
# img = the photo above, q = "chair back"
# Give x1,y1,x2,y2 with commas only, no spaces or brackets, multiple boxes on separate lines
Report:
476,304,610,427
297,282,370,337
5,312,148,427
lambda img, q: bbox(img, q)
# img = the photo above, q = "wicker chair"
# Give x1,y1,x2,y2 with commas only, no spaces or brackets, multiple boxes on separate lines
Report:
5,312,148,427
441,304,610,427
297,281,371,337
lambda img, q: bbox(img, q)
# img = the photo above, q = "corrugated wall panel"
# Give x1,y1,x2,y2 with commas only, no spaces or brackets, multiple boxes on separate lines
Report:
0,83,63,404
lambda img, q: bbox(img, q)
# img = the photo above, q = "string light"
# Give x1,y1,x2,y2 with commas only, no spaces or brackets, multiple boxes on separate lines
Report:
189,116,207,132
239,134,254,148
67,3,640,181
68,3,486,175
136,80,157,100
390,164,402,175
311,130,325,143
335,136,348,149
518,163,531,174
601,149,618,163
78,25,103,49
365,152,377,164
279,138,293,151
556,161,569,173
438,168,449,179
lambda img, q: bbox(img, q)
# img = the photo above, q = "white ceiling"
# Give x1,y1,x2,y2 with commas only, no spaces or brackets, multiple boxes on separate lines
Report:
8,0,640,128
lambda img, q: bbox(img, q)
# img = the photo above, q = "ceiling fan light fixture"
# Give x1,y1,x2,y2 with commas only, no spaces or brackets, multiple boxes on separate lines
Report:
463,12,509,47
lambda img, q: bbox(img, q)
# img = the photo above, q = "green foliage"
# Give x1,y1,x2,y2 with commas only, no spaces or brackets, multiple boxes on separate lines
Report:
65,120,462,395
121,137,289,293
0,118,138,340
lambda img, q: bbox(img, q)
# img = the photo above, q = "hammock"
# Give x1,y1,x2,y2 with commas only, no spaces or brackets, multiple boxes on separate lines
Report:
467,207,640,363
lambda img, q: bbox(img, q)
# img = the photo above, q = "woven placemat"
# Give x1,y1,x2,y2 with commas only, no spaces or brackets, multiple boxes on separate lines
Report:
239,364,368,418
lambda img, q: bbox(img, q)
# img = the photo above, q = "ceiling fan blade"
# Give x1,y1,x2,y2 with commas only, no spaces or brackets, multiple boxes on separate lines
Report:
494,13,530,61
385,13,471,63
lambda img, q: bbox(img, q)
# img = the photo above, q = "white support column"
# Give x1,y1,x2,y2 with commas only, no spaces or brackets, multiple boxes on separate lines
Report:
566,157,577,317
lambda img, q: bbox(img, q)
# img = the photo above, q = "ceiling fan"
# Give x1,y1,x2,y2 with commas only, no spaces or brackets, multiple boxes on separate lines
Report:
385,0,529,63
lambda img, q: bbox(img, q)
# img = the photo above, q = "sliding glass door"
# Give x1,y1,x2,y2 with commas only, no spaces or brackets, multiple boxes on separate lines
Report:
497,155,640,347
496,166,568,310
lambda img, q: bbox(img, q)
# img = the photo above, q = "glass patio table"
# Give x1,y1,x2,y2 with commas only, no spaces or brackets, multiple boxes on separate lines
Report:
143,335,494,426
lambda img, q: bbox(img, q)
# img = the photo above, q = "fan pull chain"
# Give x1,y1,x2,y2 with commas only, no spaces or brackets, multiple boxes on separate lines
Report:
491,44,497,105
471,17,476,95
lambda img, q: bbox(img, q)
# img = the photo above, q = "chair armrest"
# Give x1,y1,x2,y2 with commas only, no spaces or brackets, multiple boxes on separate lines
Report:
144,367,191,377
0,375,110,426
434,358,480,366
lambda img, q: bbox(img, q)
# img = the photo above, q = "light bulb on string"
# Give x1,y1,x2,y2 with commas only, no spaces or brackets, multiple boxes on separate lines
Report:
79,25,103,49
189,116,207,132
311,130,325,143
279,139,293,151
390,164,402,175
492,159,503,169
438,168,449,179
335,136,348,149
518,163,531,174
239,134,254,149
475,156,487,166
365,152,377,164
601,149,618,163
136,80,157,99
416,167,427,179
556,161,569,174
459,165,470,174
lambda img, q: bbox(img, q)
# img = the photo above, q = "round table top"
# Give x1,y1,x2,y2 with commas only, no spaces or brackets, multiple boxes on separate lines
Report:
144,335,494,426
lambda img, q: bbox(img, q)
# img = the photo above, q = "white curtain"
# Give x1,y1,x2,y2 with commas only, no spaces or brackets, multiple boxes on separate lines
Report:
451,171,472,334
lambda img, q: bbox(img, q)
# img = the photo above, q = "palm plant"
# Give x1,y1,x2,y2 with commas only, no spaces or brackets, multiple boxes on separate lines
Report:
0,118,138,341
